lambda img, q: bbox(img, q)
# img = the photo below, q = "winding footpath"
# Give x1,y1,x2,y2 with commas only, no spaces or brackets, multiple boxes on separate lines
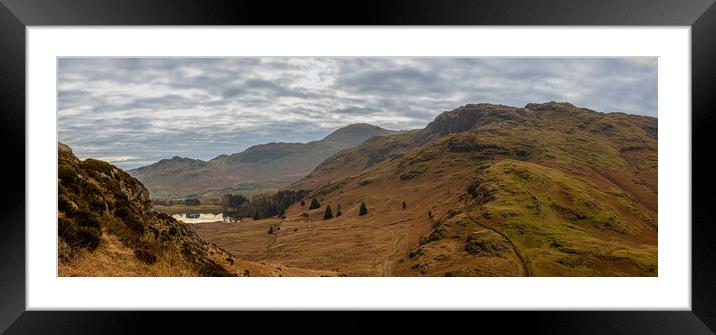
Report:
263,218,284,260
464,212,531,277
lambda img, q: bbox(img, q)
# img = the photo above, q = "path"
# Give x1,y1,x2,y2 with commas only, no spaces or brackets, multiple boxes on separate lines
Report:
382,230,401,276
376,175,400,276
263,218,284,261
464,212,531,277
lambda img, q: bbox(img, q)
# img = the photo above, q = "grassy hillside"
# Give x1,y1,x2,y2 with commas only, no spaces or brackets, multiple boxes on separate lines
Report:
275,102,658,276
58,142,335,277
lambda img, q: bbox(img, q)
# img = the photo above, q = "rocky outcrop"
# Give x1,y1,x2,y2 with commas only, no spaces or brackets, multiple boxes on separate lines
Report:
418,104,527,142
58,143,236,276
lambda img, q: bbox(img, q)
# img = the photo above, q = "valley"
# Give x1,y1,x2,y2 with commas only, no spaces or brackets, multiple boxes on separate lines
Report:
154,102,657,276
60,101,658,277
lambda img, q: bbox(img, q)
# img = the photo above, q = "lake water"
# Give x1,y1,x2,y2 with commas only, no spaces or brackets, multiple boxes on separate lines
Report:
171,213,224,224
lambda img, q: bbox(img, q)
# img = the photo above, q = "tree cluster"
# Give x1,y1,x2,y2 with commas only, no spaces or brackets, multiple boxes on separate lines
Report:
222,189,310,220
184,198,200,206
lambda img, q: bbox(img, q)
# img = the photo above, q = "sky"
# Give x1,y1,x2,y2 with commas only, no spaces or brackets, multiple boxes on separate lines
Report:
58,58,657,169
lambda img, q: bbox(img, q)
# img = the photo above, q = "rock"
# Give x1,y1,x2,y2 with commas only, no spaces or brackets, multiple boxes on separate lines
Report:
419,103,525,141
58,239,73,264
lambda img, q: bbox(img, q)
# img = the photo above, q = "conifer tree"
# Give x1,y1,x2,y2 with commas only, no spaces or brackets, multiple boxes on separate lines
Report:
324,205,333,220
309,198,320,210
402,201,407,209
359,202,368,216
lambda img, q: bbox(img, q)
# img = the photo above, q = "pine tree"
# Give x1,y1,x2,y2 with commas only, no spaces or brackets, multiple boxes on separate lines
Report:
359,202,368,216
309,198,320,210
402,201,407,209
324,205,333,220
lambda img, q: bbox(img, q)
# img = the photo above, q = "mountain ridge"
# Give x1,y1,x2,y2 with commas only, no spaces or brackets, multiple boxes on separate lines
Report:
267,101,658,276
129,123,397,199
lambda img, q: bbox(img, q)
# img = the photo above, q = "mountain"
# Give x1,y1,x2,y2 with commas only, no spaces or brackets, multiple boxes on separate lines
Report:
57,142,334,276
265,102,657,276
128,123,396,199
322,123,396,146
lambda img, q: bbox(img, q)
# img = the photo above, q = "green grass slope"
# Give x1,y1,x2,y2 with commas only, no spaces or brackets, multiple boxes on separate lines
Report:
289,102,657,276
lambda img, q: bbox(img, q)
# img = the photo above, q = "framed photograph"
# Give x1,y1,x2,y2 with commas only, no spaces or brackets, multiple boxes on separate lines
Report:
1,0,714,333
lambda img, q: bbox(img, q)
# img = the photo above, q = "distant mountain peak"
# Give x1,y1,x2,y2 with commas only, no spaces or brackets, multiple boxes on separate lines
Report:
128,122,396,199
322,123,396,146
164,156,203,163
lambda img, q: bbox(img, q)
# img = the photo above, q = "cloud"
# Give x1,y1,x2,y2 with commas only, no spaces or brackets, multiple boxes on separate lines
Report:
57,57,657,169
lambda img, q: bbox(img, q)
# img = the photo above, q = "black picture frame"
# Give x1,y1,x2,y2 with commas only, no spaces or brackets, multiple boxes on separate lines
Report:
1,0,714,333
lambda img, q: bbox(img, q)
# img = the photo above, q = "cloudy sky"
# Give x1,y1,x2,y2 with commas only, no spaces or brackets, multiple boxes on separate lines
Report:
58,58,657,169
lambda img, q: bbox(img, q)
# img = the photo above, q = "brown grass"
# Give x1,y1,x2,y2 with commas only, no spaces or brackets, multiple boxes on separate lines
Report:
59,233,197,277
60,227,337,277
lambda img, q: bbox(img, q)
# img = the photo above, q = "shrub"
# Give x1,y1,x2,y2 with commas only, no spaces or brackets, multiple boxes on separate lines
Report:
58,163,78,185
126,216,143,235
58,216,78,240
74,226,101,250
409,247,424,258
58,193,77,216
324,205,333,220
75,208,102,230
444,270,467,277
464,232,508,256
114,204,144,234
466,179,495,205
420,224,447,245
134,249,157,265
359,202,368,216
309,198,321,210
184,198,200,206
86,193,106,213
198,261,236,277
80,158,114,176
300,201,305,206
223,194,248,209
